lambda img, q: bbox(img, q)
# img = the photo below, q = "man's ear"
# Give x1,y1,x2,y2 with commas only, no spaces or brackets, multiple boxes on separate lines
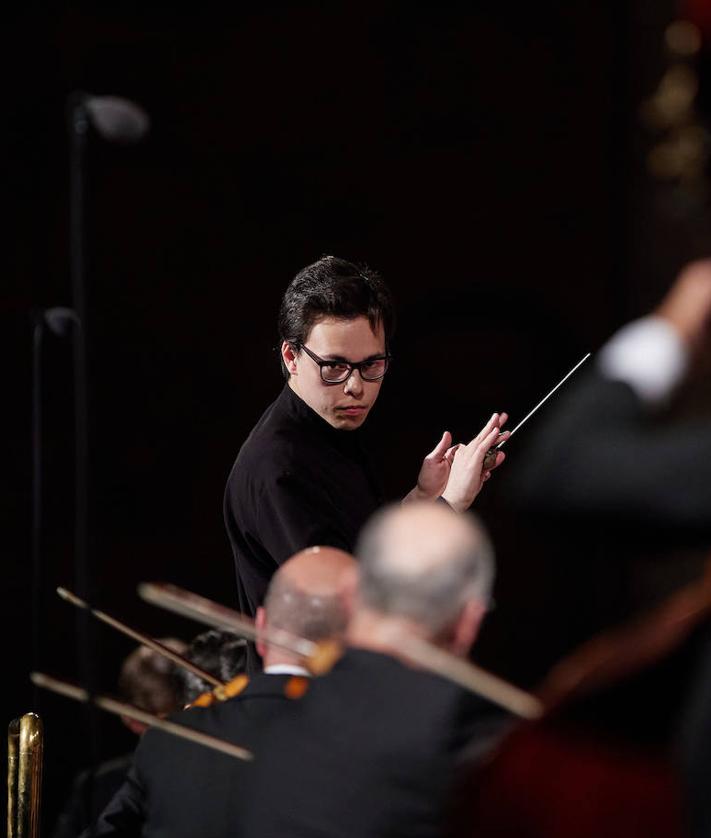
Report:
330,564,359,641
281,341,298,376
451,598,486,658
256,606,268,659
121,715,148,736
340,565,359,624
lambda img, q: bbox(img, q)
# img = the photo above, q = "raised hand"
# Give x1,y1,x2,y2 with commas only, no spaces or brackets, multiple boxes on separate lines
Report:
441,413,509,512
657,259,711,353
404,431,460,503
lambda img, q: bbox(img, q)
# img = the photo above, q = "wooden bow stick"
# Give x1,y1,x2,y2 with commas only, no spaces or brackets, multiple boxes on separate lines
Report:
140,582,542,718
57,587,222,687
138,582,343,676
31,672,253,761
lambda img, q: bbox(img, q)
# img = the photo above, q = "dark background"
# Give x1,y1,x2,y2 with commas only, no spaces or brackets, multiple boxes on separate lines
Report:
5,0,706,830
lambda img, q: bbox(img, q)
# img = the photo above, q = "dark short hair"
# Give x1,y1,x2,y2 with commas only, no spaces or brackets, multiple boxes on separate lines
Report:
278,256,395,377
177,630,248,705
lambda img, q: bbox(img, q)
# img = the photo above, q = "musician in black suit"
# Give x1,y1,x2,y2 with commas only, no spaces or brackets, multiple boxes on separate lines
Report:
52,639,187,838
498,259,711,671
84,546,356,838
513,260,711,838
241,501,510,838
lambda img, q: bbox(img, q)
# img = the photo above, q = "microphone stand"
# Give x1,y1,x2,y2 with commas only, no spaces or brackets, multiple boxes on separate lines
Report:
67,94,97,834
31,315,43,709
69,97,90,609
31,309,79,704
32,94,149,835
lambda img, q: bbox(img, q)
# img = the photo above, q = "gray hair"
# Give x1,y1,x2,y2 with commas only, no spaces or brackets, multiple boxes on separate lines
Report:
355,504,495,636
264,573,349,643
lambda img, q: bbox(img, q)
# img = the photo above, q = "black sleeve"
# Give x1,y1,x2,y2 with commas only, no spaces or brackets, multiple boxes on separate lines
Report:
50,769,92,838
82,764,145,838
255,468,352,563
513,370,711,528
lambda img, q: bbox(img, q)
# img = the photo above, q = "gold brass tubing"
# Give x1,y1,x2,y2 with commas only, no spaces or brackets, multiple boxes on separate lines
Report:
31,673,252,762
8,718,19,838
8,713,43,838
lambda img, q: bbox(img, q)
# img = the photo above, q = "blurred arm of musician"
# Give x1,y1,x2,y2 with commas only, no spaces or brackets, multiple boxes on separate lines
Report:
512,260,711,838
51,639,187,838
514,259,711,529
80,547,356,838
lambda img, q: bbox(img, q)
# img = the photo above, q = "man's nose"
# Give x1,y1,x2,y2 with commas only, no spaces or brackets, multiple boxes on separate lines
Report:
343,368,364,396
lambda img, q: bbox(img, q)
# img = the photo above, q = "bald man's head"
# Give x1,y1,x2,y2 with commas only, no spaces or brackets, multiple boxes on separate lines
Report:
261,547,357,655
355,502,494,638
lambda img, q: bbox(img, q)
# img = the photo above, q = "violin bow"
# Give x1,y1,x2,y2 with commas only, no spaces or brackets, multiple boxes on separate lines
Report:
138,582,342,675
31,672,253,761
139,582,542,718
57,587,223,687
397,634,543,720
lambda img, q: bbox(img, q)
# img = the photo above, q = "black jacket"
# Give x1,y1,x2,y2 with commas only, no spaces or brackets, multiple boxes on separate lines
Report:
52,754,133,838
509,369,711,646
224,385,381,616
86,673,302,838
240,648,508,838
515,369,711,535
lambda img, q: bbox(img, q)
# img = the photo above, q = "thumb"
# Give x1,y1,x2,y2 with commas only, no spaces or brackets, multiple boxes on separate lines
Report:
427,431,452,460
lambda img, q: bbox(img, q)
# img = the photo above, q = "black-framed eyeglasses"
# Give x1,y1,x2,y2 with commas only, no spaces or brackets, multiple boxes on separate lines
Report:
297,344,391,384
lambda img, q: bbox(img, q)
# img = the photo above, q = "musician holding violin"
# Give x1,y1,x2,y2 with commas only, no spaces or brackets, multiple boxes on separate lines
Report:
504,259,711,838
240,501,512,838
84,546,355,838
52,640,187,838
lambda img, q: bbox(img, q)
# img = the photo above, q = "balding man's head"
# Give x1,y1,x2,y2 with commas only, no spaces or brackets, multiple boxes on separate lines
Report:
258,547,357,664
355,502,494,640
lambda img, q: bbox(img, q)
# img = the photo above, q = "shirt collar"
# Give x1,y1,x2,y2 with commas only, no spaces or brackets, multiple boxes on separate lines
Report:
264,663,311,677
279,384,365,453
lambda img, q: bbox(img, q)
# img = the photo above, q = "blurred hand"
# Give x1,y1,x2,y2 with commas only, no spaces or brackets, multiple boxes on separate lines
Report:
441,413,509,513
657,259,711,353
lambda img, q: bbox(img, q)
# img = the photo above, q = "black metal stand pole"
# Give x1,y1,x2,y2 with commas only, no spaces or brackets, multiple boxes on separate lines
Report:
69,96,98,837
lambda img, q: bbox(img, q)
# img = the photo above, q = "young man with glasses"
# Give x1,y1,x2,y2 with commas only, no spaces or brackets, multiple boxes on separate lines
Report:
224,256,507,626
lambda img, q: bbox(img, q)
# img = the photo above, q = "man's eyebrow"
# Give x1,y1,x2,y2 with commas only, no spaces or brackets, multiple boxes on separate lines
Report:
322,353,385,363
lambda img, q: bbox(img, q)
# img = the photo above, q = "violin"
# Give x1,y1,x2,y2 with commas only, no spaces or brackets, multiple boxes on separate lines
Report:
188,673,310,708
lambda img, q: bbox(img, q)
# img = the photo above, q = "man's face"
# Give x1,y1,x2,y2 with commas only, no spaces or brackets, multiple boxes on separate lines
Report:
283,316,386,430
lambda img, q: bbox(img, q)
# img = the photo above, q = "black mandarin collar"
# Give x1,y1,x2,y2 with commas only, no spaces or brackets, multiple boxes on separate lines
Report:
278,383,366,456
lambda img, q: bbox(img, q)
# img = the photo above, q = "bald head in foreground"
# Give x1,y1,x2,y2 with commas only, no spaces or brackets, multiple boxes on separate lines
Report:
350,501,494,656
242,501,507,838
86,547,356,838
256,545,356,668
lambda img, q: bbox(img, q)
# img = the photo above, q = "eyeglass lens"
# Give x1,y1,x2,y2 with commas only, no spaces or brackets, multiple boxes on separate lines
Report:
321,358,387,383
